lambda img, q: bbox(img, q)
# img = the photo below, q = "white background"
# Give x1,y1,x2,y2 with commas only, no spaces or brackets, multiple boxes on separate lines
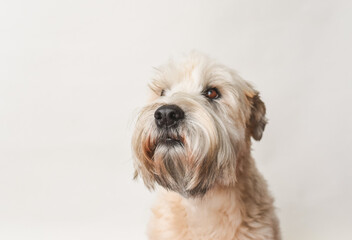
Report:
1,0,351,239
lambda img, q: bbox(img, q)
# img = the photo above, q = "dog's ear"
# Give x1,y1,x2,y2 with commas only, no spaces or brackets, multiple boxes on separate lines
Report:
246,90,267,141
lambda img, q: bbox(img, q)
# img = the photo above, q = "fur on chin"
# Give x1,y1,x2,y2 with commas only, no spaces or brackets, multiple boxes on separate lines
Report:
133,112,220,197
132,100,241,197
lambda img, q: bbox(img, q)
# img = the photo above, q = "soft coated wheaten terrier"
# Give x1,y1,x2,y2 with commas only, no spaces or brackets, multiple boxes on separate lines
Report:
132,52,280,240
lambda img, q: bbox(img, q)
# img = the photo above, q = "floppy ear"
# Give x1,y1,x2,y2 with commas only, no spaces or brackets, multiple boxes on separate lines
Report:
247,92,267,141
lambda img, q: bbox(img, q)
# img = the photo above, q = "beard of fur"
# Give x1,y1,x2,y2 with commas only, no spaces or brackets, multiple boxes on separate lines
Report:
132,99,240,198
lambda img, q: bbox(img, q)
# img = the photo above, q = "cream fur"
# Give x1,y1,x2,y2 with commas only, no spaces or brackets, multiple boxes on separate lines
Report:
132,51,280,240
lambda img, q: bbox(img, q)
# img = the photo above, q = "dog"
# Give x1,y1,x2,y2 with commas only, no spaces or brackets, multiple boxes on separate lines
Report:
132,52,280,240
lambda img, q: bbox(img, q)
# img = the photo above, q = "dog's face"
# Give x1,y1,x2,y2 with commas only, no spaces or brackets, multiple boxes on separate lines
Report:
132,52,267,198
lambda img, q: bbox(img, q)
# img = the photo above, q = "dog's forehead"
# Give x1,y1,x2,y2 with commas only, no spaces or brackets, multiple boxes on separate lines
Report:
158,57,233,95
167,63,206,94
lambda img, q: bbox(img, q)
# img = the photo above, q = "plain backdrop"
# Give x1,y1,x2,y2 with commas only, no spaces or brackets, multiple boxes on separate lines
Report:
1,0,352,239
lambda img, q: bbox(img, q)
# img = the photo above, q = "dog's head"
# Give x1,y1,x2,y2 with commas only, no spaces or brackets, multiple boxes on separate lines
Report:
132,52,267,198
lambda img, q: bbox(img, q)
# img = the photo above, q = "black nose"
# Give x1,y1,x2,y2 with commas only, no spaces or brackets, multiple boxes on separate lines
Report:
154,105,184,128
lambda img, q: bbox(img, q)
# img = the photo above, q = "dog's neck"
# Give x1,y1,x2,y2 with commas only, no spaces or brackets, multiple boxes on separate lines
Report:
184,184,241,213
180,185,244,236
180,154,273,233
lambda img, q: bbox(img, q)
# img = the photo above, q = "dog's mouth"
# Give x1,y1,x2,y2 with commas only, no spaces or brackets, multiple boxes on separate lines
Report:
157,136,183,147
156,131,184,147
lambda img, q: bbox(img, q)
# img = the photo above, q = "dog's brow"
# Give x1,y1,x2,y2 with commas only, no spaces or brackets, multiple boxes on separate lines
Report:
148,83,158,94
148,81,165,95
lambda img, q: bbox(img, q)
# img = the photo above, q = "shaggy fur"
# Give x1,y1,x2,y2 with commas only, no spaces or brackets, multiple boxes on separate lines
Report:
132,52,280,240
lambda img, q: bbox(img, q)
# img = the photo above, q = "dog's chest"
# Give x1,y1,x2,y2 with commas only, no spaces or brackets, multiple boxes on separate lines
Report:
149,189,250,240
182,192,243,239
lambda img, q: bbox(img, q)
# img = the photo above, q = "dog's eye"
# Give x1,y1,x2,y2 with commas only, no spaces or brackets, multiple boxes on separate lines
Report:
160,90,165,96
204,88,220,100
